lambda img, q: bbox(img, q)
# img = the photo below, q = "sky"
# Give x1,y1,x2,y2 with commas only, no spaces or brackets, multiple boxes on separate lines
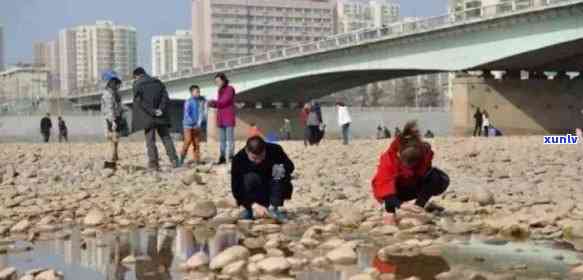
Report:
0,0,448,72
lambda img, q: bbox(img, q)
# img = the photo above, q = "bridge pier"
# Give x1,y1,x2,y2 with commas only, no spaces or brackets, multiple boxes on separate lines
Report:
452,77,583,136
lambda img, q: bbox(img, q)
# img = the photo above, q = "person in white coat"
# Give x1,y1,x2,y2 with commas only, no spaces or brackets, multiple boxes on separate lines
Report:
482,110,491,137
337,102,352,145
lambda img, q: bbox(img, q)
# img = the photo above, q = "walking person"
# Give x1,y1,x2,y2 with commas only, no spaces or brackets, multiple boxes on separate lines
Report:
300,103,311,147
40,113,52,143
306,103,321,146
372,121,450,225
231,136,295,223
57,116,68,142
208,73,236,165
482,110,490,137
131,67,180,170
337,102,352,145
473,108,483,137
280,119,292,141
101,72,124,163
180,85,207,166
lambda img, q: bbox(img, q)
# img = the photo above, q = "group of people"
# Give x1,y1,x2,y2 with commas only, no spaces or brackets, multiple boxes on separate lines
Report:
473,107,501,137
299,101,353,146
99,68,236,170
39,113,68,143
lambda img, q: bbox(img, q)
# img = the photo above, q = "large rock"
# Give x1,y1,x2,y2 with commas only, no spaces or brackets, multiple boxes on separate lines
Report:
222,260,246,276
181,172,203,186
332,203,363,227
184,201,217,219
564,221,583,239
471,189,495,206
185,252,209,270
257,257,290,274
34,270,63,280
209,246,250,270
83,209,105,226
10,219,31,233
326,246,357,265
0,267,16,280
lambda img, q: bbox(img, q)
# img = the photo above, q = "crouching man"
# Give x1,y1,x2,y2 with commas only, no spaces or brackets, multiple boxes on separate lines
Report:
231,136,295,222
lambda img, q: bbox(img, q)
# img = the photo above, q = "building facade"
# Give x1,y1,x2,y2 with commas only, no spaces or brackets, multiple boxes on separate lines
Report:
33,41,60,91
152,30,193,77
0,66,50,104
0,25,4,71
58,21,137,95
191,0,336,67
335,0,400,34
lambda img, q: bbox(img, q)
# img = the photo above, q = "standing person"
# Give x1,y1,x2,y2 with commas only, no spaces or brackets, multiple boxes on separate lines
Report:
371,121,450,225
208,72,236,165
101,73,124,163
482,110,490,137
306,103,321,145
40,113,52,143
473,108,483,137
383,126,392,139
337,102,352,145
180,85,207,166
231,136,295,222
131,67,180,170
377,125,384,140
300,103,311,147
281,119,292,141
57,116,68,142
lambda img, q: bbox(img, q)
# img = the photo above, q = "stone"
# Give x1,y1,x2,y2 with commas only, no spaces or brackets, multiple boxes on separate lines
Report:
257,257,290,274
571,264,583,274
19,275,34,280
83,209,105,226
564,221,583,239
471,189,495,206
34,270,63,280
181,172,203,186
370,225,399,235
10,219,31,233
209,246,250,270
333,203,363,227
0,267,16,280
326,246,357,265
186,201,217,219
222,260,246,276
186,252,210,270
349,273,375,280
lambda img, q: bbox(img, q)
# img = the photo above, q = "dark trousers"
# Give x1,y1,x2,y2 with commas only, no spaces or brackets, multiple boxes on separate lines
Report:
42,132,50,143
473,122,482,136
341,123,350,145
308,126,320,145
240,173,286,209
303,127,310,146
145,126,178,168
394,168,449,208
59,132,68,142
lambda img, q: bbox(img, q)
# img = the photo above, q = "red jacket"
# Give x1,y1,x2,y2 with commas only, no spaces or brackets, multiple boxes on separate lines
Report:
300,109,309,126
371,137,434,201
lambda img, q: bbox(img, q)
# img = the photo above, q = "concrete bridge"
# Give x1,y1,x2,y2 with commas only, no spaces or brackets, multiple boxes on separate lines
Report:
69,0,583,137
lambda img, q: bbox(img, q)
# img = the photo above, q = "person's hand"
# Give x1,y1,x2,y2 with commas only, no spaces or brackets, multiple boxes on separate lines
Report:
383,212,398,226
154,109,163,117
253,204,268,217
272,164,285,180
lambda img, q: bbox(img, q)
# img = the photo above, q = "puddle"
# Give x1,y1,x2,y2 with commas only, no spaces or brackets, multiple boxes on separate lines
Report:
0,226,580,280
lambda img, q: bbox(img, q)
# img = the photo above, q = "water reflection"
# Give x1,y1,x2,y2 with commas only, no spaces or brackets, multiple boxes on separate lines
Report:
0,226,239,280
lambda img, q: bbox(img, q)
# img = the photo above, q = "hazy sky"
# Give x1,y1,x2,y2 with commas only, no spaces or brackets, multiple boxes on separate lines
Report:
0,0,448,71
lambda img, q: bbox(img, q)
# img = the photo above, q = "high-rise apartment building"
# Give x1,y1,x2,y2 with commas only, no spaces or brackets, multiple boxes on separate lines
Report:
448,0,533,19
335,0,399,34
0,25,4,71
58,21,137,95
192,0,336,67
33,41,60,90
152,30,193,77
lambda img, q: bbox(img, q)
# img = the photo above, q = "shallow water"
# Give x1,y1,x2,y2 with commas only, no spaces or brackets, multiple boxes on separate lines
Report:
0,226,580,280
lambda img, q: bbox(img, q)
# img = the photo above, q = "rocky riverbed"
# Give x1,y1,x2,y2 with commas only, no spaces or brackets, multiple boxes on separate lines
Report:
1,137,583,279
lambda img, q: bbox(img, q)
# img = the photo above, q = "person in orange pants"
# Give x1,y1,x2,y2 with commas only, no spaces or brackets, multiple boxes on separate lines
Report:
180,85,207,165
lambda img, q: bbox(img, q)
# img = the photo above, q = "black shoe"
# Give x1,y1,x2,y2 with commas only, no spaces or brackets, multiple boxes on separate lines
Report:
216,157,226,165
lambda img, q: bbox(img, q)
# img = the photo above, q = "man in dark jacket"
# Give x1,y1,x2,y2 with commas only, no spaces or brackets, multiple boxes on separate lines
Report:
58,116,68,142
231,136,295,222
40,113,52,143
473,108,483,136
131,67,179,170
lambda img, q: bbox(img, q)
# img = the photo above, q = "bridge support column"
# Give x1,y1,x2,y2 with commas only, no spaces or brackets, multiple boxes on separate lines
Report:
452,77,583,136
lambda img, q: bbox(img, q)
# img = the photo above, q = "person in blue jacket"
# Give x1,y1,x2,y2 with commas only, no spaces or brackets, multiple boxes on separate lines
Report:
180,85,207,166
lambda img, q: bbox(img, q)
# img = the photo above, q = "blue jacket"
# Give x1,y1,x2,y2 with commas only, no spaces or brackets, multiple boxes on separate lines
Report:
183,96,207,128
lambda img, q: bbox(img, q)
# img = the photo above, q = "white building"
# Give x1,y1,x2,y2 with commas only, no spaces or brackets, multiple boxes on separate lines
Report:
151,30,193,77
58,21,137,95
0,25,4,71
0,66,50,103
335,0,399,34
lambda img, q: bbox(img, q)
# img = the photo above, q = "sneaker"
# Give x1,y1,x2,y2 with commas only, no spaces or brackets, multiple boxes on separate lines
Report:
240,208,254,220
216,157,226,165
268,208,287,223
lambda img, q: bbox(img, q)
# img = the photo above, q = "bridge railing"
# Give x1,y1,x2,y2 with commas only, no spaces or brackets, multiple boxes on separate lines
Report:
72,0,582,99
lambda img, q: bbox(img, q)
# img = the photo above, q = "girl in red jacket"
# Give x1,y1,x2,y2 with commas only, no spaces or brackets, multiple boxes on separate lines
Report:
371,121,449,225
